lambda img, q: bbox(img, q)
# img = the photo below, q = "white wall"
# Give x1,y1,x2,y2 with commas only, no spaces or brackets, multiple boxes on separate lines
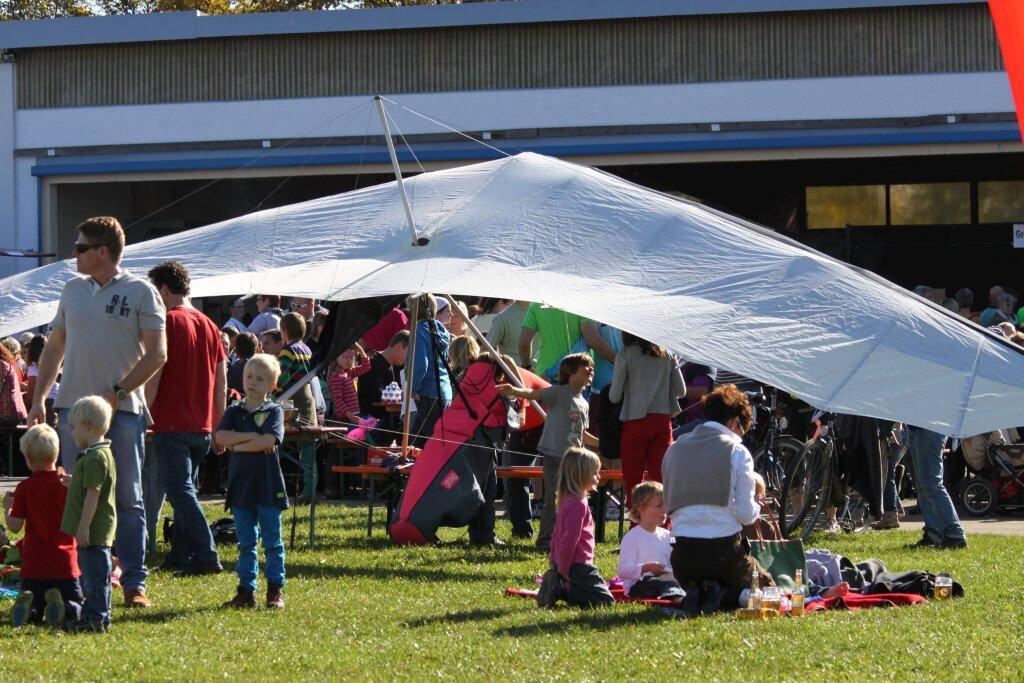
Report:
14,72,1014,149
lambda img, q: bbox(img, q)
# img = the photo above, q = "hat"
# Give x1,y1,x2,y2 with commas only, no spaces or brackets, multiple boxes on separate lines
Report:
435,298,450,312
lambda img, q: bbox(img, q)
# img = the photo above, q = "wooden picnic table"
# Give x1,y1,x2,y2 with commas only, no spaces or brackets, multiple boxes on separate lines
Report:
280,423,349,549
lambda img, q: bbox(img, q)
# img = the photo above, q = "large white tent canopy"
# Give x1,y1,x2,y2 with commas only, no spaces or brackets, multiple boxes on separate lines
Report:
1,152,1022,437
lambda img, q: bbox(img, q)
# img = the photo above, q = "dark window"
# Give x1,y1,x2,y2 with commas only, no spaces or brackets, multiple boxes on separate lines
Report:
805,185,886,229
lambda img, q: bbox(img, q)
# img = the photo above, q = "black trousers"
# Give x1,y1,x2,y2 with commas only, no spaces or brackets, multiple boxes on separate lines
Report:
20,577,83,625
670,533,774,607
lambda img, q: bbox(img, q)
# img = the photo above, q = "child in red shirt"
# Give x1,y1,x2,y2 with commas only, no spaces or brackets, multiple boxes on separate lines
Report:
535,447,614,609
3,424,82,628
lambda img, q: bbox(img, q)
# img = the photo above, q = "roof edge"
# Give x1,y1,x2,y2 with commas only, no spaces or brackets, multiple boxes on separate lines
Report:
0,0,986,51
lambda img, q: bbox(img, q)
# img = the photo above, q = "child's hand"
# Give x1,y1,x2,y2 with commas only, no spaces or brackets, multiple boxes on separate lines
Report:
641,562,665,576
752,472,767,502
496,384,515,397
76,530,90,548
58,470,72,487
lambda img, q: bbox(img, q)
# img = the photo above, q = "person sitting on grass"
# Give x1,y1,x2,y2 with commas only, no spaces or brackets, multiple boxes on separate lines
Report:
4,424,83,629
498,353,600,553
215,353,287,610
60,396,117,633
536,447,614,609
616,481,685,605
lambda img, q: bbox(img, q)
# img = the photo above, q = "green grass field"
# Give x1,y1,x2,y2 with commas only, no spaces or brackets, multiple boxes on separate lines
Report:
0,502,1021,681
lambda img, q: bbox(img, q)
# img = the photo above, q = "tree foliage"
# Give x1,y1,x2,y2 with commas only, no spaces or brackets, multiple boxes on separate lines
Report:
1,0,464,20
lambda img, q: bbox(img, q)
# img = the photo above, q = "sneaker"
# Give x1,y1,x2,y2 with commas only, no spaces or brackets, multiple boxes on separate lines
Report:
222,588,258,609
681,583,701,618
912,535,939,548
941,537,968,549
10,590,33,627
822,521,842,534
266,585,285,610
123,587,152,608
173,561,224,577
699,580,723,615
43,588,66,628
64,620,108,634
536,568,566,609
870,514,901,530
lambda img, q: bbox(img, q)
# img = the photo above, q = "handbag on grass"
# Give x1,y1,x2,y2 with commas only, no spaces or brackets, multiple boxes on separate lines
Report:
747,503,806,591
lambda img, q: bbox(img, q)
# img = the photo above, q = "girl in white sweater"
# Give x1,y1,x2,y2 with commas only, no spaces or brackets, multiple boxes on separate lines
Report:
616,482,685,603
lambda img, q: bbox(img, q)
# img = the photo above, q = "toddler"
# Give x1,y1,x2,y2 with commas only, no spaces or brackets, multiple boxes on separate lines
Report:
60,396,117,633
616,481,685,603
215,353,288,609
4,424,83,629
536,447,614,609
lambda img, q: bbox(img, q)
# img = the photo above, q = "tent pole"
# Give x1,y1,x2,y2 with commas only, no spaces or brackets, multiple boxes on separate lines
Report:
374,95,426,247
440,294,546,420
400,296,420,457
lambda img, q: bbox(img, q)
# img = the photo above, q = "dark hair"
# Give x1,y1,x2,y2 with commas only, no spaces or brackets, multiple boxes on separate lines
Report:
221,325,239,340
388,330,411,348
258,294,281,307
280,312,306,341
77,216,125,262
148,260,190,296
557,352,593,385
701,384,753,433
25,335,46,366
261,329,282,344
954,287,974,310
621,331,666,357
235,332,258,359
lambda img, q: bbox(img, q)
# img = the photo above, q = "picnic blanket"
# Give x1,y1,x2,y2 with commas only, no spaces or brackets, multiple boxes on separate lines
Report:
504,586,677,607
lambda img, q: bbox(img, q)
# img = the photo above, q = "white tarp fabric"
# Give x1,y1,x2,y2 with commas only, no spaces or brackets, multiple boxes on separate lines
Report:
1,152,1021,436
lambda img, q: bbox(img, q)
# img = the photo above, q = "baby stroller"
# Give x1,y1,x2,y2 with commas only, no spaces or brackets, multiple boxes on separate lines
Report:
958,438,1024,517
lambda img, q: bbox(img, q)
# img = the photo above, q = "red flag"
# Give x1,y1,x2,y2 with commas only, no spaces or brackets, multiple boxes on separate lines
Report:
989,0,1024,140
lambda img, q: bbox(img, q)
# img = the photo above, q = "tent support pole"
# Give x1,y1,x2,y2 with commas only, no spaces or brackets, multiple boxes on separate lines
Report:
374,96,426,247
400,297,420,457
440,294,546,420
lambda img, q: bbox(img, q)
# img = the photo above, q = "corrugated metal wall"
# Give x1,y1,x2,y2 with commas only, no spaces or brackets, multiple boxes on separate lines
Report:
16,3,1002,109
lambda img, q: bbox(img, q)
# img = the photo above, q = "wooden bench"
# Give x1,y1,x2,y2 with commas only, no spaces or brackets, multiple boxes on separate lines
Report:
331,464,626,542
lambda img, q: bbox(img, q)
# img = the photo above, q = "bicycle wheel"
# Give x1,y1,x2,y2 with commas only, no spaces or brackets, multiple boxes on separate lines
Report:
779,437,833,540
753,436,805,505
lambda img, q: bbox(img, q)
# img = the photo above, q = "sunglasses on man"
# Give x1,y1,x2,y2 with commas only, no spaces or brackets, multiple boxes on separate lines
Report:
73,242,102,254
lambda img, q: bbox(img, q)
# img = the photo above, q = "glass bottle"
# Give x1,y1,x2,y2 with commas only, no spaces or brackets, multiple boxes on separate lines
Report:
791,569,805,616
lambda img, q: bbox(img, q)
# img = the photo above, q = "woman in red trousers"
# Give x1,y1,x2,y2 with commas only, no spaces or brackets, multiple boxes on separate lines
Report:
608,333,686,510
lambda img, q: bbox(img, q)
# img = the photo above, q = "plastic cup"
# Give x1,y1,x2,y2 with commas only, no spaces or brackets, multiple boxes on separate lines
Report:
934,574,953,601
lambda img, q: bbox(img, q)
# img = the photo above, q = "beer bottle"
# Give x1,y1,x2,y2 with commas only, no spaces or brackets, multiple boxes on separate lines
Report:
791,569,805,616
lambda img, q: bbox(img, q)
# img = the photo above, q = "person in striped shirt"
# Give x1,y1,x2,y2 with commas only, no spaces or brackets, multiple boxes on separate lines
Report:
328,344,371,425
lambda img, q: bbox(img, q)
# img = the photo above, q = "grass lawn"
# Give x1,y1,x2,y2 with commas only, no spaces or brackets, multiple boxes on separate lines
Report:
0,502,1021,681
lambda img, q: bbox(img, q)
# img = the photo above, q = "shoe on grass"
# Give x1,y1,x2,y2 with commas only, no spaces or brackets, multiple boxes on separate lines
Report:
64,620,108,634
222,588,258,609
681,583,701,618
870,513,901,530
173,561,224,577
912,535,939,548
266,585,285,610
941,537,968,549
699,580,723,615
43,588,66,628
123,587,152,608
11,590,33,627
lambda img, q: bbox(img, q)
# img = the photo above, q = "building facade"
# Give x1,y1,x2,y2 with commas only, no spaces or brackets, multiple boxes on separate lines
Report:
0,0,1020,299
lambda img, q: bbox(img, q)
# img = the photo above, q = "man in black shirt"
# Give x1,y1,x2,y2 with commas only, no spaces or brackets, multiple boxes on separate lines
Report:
357,331,409,430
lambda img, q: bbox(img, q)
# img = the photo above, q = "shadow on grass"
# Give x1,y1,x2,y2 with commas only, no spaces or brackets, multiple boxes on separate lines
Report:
491,606,668,637
115,605,221,624
403,607,515,628
285,561,497,583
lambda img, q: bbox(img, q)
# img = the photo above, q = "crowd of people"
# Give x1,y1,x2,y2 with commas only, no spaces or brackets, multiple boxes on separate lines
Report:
0,213,1017,629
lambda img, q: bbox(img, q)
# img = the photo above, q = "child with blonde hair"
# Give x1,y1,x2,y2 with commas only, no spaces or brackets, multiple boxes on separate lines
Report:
60,395,116,633
4,424,83,629
536,447,614,608
215,353,288,610
616,481,685,603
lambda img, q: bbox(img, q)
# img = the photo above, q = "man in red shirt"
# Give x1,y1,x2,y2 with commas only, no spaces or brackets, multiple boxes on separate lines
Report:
4,424,83,627
358,306,409,353
145,261,227,576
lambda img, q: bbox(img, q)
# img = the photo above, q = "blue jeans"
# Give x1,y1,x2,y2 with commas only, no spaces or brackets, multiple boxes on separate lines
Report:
907,426,966,543
232,505,285,592
78,545,112,627
154,433,218,567
142,439,164,551
60,409,148,592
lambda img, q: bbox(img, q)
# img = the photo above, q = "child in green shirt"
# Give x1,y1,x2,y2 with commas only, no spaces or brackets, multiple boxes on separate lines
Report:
60,396,117,633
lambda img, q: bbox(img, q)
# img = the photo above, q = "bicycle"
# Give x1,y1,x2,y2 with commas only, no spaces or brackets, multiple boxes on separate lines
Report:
779,410,837,540
745,386,805,511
